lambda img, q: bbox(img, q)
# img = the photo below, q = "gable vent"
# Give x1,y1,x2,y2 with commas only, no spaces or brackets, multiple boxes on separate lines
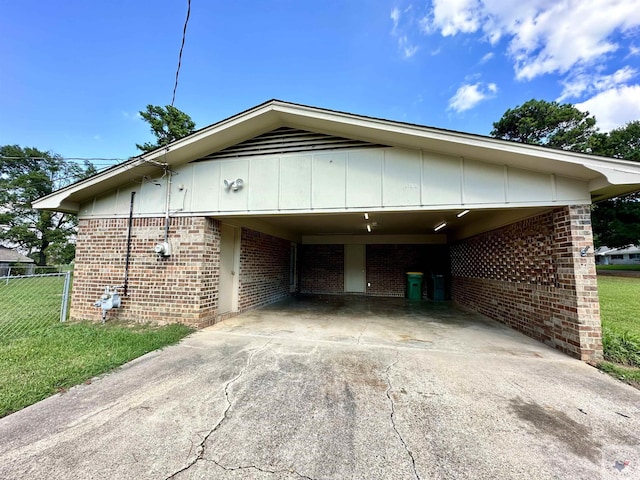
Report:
193,127,387,161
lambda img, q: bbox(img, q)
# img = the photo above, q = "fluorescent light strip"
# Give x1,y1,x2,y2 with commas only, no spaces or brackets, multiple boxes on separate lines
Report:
364,212,369,220
457,209,470,218
366,224,372,232
434,222,447,232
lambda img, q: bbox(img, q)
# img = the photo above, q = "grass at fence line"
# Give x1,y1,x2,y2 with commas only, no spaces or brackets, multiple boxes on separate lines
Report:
597,276,640,386
0,321,193,418
597,264,640,271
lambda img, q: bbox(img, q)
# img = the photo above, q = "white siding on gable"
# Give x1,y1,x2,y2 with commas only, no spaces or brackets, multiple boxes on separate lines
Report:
507,167,553,203
77,145,593,218
383,148,421,207
191,161,221,212
137,176,166,215
312,153,347,208
220,160,249,212
346,150,383,207
422,152,462,205
280,155,312,210
555,175,590,201
463,159,505,204
115,184,139,215
248,157,280,211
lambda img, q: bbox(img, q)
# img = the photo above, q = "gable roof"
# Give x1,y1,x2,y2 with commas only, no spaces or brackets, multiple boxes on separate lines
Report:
33,99,640,213
0,246,35,264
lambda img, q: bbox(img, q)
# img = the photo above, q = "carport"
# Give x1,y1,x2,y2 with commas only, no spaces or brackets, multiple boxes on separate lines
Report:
33,100,640,362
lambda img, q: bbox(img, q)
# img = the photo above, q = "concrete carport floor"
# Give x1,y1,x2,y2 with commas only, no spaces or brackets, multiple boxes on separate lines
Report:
1,296,638,480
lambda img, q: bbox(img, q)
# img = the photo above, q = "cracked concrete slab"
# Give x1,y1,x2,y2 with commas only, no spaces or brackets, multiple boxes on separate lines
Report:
0,295,638,479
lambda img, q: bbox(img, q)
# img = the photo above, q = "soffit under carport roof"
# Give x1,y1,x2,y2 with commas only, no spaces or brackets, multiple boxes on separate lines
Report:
33,99,640,213
219,207,550,243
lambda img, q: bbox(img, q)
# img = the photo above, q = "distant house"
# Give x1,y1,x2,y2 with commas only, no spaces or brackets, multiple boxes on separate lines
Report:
0,246,35,276
596,245,640,265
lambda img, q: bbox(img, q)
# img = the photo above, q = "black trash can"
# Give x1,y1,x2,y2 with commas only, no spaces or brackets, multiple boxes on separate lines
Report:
406,272,424,300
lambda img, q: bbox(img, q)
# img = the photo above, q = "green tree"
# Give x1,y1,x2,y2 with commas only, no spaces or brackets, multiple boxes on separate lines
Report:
592,120,640,162
136,104,196,153
491,99,640,248
591,194,640,248
0,145,96,265
589,121,640,248
490,99,598,152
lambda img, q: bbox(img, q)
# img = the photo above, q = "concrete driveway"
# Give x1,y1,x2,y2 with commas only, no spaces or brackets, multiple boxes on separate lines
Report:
1,296,638,479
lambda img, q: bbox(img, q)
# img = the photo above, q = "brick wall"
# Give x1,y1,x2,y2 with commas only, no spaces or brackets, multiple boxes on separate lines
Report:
238,228,291,310
366,244,449,298
450,205,602,361
299,243,449,297
299,245,344,294
72,216,220,328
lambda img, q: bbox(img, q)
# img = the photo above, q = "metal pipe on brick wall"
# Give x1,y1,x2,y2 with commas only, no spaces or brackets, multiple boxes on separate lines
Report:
164,169,172,243
123,191,136,296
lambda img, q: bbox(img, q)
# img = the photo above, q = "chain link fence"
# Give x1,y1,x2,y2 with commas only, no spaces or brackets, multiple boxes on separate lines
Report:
0,272,72,342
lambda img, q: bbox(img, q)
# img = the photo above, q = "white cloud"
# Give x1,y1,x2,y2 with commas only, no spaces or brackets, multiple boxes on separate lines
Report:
121,111,142,120
399,35,419,58
576,84,640,131
421,0,640,80
390,7,401,33
390,6,420,59
558,66,638,101
480,52,494,63
448,82,497,112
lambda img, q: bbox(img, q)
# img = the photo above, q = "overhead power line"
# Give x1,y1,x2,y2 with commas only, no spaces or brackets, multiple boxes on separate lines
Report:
171,0,192,107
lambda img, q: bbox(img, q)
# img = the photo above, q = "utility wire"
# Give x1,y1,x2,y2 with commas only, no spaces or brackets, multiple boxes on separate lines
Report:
171,0,191,107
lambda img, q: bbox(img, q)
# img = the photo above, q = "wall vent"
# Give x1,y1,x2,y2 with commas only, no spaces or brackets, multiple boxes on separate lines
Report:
193,127,387,161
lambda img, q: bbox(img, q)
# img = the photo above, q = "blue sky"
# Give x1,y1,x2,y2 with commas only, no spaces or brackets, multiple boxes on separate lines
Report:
2,0,640,170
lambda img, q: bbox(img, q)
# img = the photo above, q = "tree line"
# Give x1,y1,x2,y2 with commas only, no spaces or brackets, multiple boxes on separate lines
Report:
1,100,639,265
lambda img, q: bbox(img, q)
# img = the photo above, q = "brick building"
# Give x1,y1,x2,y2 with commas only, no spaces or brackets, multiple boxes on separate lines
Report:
34,100,640,362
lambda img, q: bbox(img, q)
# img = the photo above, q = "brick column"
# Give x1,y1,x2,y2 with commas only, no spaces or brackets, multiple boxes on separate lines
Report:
552,205,602,362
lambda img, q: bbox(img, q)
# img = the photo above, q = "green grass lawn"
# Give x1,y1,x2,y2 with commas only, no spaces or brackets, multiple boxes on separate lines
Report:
597,276,640,386
597,264,640,271
0,322,192,418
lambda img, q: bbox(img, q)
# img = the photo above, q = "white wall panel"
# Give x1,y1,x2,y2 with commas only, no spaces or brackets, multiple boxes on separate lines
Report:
556,175,590,201
383,148,421,207
191,161,221,212
507,167,552,203
248,157,280,211
346,150,383,207
91,190,117,216
115,184,139,215
463,159,505,204
137,176,166,214
220,160,250,211
422,153,462,205
280,155,312,210
312,153,346,208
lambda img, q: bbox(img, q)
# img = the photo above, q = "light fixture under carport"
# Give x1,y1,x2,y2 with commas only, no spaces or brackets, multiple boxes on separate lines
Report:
457,209,470,218
434,222,447,232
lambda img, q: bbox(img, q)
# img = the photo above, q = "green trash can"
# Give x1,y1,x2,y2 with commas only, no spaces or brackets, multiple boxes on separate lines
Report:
431,273,445,301
406,272,424,300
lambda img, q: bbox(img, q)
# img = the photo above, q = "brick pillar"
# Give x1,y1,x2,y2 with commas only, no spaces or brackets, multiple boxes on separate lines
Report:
553,205,602,362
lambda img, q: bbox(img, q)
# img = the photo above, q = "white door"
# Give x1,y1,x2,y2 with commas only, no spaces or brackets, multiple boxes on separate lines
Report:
219,224,239,314
344,244,366,293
